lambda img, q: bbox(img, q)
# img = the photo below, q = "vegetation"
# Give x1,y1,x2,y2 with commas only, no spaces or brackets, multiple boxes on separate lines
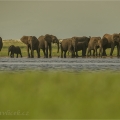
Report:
0,39,118,57
0,71,120,119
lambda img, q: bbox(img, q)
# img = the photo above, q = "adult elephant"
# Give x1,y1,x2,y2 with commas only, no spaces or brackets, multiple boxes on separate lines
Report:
71,36,90,57
20,36,40,58
75,42,88,57
60,38,72,58
38,34,59,58
101,33,120,57
8,45,22,58
0,37,3,52
87,37,102,57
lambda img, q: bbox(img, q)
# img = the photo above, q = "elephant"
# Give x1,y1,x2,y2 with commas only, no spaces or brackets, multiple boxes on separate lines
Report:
0,37,3,51
20,36,40,58
71,36,91,57
101,33,120,57
8,45,22,58
60,38,72,58
75,42,88,57
38,34,59,58
87,37,102,57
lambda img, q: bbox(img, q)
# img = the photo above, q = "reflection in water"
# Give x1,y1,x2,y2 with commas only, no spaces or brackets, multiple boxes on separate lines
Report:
0,57,120,72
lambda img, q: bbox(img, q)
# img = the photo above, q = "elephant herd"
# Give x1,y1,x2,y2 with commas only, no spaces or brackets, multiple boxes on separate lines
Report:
60,33,120,58
0,33,120,58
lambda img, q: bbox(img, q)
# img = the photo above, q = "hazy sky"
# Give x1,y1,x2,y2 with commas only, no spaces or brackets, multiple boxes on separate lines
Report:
0,0,120,39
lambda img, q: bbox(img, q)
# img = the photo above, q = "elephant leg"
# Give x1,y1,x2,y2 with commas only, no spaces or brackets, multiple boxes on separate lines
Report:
89,50,91,56
10,52,12,58
20,53,22,58
93,50,95,56
82,50,84,57
110,44,115,56
36,48,40,58
95,47,97,57
71,51,74,58
16,54,18,58
117,45,120,57
61,50,63,58
42,49,46,58
12,53,14,58
84,47,87,56
31,50,34,58
99,47,102,58
37,48,40,58
45,41,48,58
102,47,107,56
49,44,52,58
72,51,75,58
86,48,90,57
82,48,86,57
76,51,78,58
64,51,67,58
45,48,48,58
27,46,30,58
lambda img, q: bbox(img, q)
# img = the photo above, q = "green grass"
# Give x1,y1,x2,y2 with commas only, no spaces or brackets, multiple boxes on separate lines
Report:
0,71,120,119
0,40,119,57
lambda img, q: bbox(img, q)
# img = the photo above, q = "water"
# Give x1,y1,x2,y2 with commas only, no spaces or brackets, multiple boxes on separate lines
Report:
0,57,120,72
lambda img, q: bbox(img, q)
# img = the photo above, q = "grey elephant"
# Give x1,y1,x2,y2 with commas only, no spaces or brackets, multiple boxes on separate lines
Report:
60,38,73,58
0,37,3,52
8,45,22,58
87,37,102,57
101,33,120,57
71,36,90,57
38,34,59,58
20,36,40,58
75,42,88,57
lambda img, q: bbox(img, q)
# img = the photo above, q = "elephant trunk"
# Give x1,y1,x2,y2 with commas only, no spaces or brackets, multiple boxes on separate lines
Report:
30,42,34,58
73,42,77,57
8,46,11,56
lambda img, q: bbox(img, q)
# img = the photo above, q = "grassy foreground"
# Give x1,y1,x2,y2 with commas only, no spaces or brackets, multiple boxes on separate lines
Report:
0,71,120,119
0,39,119,57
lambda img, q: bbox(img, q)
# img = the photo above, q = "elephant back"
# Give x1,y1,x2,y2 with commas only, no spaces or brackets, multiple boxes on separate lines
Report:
32,36,39,44
38,35,45,48
103,33,120,43
15,46,21,54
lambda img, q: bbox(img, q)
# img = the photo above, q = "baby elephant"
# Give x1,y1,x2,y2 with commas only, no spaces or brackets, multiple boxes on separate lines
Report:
8,45,22,58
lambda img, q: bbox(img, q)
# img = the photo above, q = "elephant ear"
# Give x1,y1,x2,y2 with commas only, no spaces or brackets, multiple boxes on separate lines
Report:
44,34,52,43
112,34,119,42
20,36,29,45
